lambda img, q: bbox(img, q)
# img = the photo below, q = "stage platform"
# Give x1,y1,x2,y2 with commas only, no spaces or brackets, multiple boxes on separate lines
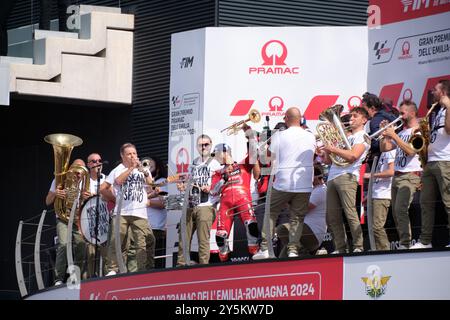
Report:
25,248,450,300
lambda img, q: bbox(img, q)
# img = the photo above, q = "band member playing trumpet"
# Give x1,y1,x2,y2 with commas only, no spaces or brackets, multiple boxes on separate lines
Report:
321,107,370,253
176,134,222,266
412,79,450,249
100,143,155,275
253,107,316,259
380,100,422,249
210,142,259,261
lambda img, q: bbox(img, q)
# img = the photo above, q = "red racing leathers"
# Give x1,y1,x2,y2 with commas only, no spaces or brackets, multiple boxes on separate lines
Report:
210,156,259,261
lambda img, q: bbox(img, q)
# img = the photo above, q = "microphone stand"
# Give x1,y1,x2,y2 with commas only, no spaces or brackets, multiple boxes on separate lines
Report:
93,165,102,277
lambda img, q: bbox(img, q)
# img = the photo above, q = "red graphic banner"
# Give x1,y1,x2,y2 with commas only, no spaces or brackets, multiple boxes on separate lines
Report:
81,258,343,300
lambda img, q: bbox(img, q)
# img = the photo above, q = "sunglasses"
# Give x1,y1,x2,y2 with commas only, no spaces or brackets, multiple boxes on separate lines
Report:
198,143,211,148
89,159,102,164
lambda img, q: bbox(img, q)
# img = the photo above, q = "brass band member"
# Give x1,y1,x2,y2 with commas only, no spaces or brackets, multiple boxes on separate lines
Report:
380,100,422,249
322,107,370,253
46,159,88,286
412,79,450,249
253,107,316,259
100,143,155,275
176,134,221,266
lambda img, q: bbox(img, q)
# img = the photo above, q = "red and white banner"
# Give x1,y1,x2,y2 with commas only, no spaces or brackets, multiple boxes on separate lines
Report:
368,1,450,116
370,0,450,26
80,258,343,300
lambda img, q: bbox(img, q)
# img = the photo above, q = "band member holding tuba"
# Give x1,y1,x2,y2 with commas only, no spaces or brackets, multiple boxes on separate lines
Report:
253,107,316,259
100,143,155,275
321,107,370,253
380,100,422,249
176,134,222,266
46,158,89,286
412,79,450,249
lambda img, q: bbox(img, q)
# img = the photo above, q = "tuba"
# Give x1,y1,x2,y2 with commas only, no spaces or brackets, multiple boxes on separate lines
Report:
45,134,89,223
408,102,438,168
316,104,352,166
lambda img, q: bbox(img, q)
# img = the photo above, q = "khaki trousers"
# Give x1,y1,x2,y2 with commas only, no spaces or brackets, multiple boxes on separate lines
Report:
420,161,450,244
54,219,87,282
372,198,391,251
177,205,215,266
276,223,319,257
326,174,363,252
107,216,153,273
391,173,420,247
260,188,311,254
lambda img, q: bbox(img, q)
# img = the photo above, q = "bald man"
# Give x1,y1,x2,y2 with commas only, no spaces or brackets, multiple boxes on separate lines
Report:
253,107,316,259
46,158,88,286
380,100,422,249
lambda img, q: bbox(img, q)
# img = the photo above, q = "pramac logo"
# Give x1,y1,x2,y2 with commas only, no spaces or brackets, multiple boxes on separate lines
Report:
262,96,285,117
176,147,190,174
398,41,413,60
249,40,300,75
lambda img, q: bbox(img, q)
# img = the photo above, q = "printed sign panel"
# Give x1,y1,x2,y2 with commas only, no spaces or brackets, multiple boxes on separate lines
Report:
80,258,343,300
368,1,450,116
344,251,450,300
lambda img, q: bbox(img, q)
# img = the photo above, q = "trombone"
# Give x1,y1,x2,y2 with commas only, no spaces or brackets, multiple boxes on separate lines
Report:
221,109,261,135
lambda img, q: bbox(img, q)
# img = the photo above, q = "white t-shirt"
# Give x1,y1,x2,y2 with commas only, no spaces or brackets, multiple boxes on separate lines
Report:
372,150,396,200
429,107,450,162
393,127,422,172
269,126,316,192
327,130,370,182
105,163,149,219
191,156,222,206
304,184,327,244
147,178,167,230
49,179,56,193
89,173,105,195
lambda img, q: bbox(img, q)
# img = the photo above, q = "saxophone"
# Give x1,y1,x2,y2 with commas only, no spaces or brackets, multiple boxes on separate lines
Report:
409,102,438,168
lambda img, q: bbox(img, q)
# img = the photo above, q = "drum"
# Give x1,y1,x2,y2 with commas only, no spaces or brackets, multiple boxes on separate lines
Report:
79,196,111,245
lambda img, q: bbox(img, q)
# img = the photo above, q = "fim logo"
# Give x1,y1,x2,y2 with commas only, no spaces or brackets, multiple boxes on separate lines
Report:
373,40,390,60
180,56,194,68
361,265,391,299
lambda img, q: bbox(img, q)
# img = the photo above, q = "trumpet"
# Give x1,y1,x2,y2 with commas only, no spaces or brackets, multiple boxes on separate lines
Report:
138,157,152,176
221,109,261,135
366,116,404,141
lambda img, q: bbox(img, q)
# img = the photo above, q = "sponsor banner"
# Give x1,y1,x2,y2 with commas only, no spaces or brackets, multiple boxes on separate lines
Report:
167,29,207,268
368,7,450,116
343,251,450,300
201,26,367,166
370,0,450,26
80,258,343,300
169,26,367,263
